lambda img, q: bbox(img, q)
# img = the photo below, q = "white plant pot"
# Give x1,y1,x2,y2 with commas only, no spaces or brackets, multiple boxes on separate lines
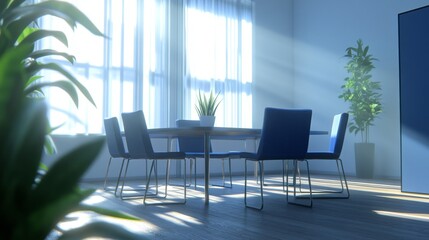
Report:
199,116,216,127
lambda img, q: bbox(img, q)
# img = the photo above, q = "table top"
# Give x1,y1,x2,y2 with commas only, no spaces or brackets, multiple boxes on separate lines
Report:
148,127,327,139
148,127,259,139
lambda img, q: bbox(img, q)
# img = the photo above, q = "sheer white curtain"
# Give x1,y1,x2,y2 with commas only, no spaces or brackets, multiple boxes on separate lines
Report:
141,0,170,128
39,0,169,134
38,0,252,133
183,0,253,127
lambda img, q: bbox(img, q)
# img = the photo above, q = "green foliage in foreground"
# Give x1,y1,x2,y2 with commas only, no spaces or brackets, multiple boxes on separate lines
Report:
0,0,146,239
0,45,144,240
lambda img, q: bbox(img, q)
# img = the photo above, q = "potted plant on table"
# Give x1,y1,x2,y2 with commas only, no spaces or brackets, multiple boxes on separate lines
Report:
195,90,222,127
339,39,382,179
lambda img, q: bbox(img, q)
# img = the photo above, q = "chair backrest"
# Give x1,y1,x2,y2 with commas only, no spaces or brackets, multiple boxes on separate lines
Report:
257,108,312,160
121,110,154,159
328,113,349,157
104,117,127,158
175,120,207,152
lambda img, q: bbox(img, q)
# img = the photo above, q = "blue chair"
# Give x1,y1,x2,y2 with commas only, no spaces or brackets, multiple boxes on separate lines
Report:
122,110,187,205
176,120,238,188
237,108,312,210
304,113,350,199
103,117,130,196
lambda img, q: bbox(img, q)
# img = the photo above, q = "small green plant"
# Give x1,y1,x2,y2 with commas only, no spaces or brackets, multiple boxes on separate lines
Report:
339,39,382,143
195,90,222,116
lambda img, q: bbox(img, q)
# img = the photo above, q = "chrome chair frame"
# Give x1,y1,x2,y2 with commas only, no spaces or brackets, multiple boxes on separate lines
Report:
122,110,187,205
176,119,236,189
103,117,130,197
238,108,313,210
302,113,350,199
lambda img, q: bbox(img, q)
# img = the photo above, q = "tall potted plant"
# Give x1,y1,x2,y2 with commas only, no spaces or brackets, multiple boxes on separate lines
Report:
195,90,221,127
339,39,382,178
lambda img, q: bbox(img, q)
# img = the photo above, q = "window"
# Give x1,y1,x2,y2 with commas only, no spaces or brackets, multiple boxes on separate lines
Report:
183,0,253,128
38,0,252,134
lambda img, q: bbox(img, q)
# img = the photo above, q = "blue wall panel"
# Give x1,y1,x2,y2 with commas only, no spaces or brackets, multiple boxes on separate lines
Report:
399,5,429,194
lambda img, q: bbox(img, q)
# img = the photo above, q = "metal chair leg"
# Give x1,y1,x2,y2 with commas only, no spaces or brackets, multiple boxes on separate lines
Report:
120,159,130,200
297,159,350,199
103,157,113,190
245,160,264,210
189,158,194,187
334,158,350,199
189,158,197,189
212,158,233,188
286,160,313,208
194,158,197,189
228,157,232,187
119,159,157,200
256,162,265,185
144,159,187,205
167,158,194,189
282,160,286,192
114,158,126,197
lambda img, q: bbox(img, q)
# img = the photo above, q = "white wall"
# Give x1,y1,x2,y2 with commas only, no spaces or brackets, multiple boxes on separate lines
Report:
252,0,429,179
253,0,295,128
293,0,429,179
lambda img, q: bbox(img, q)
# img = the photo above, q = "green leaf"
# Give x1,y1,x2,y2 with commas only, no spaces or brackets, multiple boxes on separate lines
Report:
44,133,57,155
24,80,80,108
3,0,25,13
20,29,68,47
30,136,105,211
4,2,104,37
17,26,38,44
25,75,43,88
0,0,9,14
0,44,31,131
26,62,96,107
0,100,47,240
37,1,104,37
24,188,95,239
8,100,47,192
29,49,75,63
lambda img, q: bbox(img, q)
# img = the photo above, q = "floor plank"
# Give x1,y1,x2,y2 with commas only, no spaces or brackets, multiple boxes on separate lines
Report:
60,175,429,239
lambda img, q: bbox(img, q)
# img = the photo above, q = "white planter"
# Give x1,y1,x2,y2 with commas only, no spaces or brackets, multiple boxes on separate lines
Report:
199,116,216,127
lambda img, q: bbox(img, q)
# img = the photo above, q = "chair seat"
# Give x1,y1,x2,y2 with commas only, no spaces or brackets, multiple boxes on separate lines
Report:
111,152,131,158
306,152,339,159
185,152,238,159
233,151,257,160
152,151,186,159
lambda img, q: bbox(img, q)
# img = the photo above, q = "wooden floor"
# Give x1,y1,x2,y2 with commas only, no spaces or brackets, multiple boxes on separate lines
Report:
63,175,429,239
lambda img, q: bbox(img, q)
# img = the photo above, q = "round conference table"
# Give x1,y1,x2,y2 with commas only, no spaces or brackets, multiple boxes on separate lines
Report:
148,127,328,205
